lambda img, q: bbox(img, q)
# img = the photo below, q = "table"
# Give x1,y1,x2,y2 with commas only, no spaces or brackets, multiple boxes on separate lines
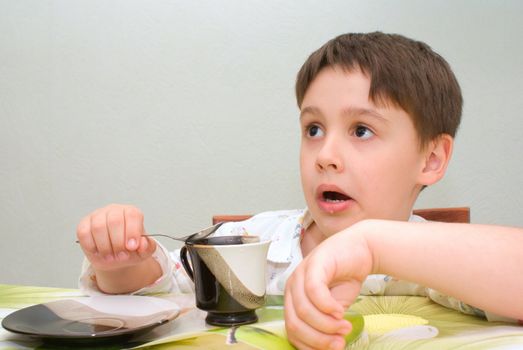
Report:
1,284,523,349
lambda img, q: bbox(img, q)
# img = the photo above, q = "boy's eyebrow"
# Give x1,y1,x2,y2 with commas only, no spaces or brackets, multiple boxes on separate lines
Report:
342,107,389,122
299,106,388,122
299,106,321,119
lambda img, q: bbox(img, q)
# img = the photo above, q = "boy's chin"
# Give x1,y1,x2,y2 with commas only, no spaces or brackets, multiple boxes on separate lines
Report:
308,206,366,236
316,218,360,237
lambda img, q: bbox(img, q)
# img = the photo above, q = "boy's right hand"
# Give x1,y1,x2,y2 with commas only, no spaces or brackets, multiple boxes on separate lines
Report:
76,204,157,272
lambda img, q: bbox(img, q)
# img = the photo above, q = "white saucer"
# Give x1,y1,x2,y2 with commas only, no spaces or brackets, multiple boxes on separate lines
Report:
1,295,180,345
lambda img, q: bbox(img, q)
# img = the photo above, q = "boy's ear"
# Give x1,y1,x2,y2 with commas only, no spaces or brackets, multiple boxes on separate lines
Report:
418,134,454,186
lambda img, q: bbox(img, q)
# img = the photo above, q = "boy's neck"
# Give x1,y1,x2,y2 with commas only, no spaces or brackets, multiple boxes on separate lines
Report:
300,222,326,257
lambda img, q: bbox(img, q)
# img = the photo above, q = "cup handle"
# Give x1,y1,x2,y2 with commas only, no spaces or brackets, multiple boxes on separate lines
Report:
180,246,194,281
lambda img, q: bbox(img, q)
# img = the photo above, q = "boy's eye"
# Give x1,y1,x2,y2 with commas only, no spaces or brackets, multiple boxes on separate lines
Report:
354,125,374,140
306,124,324,138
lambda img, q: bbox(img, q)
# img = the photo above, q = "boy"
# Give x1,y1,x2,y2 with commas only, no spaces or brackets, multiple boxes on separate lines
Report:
282,33,523,349
76,32,523,349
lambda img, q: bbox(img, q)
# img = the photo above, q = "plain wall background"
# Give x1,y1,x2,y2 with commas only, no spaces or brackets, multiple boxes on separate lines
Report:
1,0,522,288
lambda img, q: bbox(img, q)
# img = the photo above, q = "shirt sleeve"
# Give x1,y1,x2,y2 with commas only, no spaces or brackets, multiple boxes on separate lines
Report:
425,288,519,322
360,275,518,323
78,241,194,296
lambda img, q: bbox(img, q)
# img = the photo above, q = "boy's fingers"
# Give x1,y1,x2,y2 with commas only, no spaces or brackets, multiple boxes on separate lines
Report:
287,339,316,350
124,206,144,251
137,236,156,258
90,211,113,258
84,251,105,267
285,287,346,350
305,256,346,318
288,267,351,335
330,282,361,309
76,216,97,253
106,207,126,258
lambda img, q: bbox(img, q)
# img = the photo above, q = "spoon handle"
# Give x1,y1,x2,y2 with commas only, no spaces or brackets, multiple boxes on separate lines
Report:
75,233,194,243
75,222,225,244
75,234,188,244
146,234,185,242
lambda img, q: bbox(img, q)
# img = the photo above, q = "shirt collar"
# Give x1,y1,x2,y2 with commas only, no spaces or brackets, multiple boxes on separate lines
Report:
302,208,314,230
266,208,310,264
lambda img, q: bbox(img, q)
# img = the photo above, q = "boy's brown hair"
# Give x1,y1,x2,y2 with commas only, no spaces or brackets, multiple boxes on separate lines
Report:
295,32,463,146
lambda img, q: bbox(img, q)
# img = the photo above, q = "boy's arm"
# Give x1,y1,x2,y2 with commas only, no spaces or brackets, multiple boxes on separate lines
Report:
365,220,523,319
284,220,523,350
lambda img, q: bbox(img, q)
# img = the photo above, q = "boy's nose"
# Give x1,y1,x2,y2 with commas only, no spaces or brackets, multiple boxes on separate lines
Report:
316,137,344,172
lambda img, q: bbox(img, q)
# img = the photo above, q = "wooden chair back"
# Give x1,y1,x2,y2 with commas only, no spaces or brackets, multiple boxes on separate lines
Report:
212,207,470,225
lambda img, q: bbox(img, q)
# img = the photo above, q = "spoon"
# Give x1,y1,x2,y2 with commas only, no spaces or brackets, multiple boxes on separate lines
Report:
75,222,224,244
148,222,224,242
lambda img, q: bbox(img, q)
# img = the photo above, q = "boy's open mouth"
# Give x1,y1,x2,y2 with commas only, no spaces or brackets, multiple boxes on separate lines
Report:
316,186,353,213
322,191,351,202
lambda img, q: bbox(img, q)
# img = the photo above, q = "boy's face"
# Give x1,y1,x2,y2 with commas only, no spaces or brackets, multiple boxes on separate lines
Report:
300,66,428,237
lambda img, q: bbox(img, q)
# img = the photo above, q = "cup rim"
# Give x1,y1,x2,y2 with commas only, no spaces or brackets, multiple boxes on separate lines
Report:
188,239,271,249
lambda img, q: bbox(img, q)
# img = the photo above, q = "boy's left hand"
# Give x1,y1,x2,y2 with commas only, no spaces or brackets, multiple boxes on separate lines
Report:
284,226,373,350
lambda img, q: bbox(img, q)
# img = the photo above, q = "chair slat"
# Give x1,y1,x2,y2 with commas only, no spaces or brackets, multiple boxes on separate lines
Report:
213,207,470,225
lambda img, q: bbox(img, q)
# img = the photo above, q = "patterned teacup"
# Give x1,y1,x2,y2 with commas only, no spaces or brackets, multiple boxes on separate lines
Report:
180,235,271,326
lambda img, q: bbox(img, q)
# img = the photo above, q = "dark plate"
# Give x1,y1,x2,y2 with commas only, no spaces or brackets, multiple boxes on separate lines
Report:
1,295,180,345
